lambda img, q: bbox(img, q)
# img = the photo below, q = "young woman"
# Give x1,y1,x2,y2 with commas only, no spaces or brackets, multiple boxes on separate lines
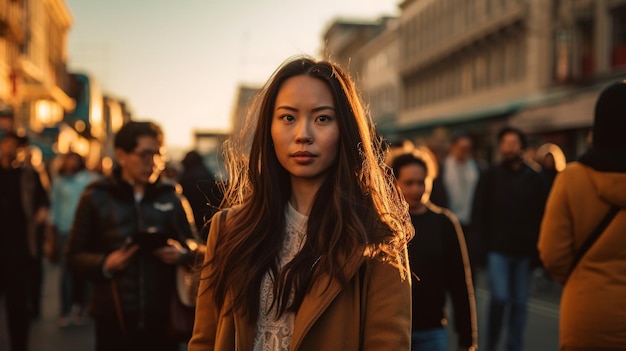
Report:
188,57,413,351
391,151,477,351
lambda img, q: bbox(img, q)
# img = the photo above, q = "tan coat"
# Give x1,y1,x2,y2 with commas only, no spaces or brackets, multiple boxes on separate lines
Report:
188,211,412,351
538,162,626,350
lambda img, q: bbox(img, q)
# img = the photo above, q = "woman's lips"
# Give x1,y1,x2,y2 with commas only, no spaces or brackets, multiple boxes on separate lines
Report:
291,151,316,164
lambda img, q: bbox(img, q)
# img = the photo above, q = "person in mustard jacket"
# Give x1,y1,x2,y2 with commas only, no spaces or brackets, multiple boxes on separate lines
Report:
538,80,626,350
188,57,413,351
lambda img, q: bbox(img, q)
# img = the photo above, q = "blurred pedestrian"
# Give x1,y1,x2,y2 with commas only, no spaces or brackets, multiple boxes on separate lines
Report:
21,145,51,321
188,57,413,350
471,127,548,351
431,132,482,279
179,150,222,241
47,152,100,327
66,121,198,351
391,151,477,351
159,162,180,186
0,132,49,351
538,80,626,350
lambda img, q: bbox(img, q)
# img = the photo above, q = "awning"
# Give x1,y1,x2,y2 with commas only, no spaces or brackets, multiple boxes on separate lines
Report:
387,101,525,135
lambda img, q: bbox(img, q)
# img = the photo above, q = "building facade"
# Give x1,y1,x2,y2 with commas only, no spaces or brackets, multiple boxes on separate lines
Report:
0,0,28,119
322,17,401,140
352,18,400,133
322,0,626,162
230,84,260,137
322,18,390,79
17,0,75,160
397,0,554,160
0,0,136,171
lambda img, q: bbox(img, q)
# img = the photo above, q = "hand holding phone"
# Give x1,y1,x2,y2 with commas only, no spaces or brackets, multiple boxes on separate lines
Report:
153,240,185,264
104,243,139,273
134,230,169,251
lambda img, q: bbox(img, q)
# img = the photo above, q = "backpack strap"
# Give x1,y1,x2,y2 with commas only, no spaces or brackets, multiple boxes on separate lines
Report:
571,205,620,271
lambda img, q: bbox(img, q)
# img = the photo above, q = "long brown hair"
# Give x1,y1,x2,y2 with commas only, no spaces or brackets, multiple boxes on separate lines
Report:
207,56,412,322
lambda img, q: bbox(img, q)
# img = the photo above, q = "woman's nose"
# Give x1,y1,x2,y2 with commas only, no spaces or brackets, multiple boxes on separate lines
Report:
295,121,313,144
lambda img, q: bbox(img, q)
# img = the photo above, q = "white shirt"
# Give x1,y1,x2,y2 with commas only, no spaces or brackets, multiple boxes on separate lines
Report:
442,155,479,225
253,203,307,351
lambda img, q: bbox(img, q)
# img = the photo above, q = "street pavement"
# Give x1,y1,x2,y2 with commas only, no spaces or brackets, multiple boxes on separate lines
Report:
450,268,561,351
29,260,190,351
26,260,561,350
29,260,95,351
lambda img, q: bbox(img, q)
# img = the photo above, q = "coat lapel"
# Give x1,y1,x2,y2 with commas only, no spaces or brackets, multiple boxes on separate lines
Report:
234,308,256,351
290,252,365,350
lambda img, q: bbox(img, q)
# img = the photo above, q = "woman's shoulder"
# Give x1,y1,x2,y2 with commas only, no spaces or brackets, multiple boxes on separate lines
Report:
561,161,588,175
82,177,113,197
213,204,243,220
426,203,458,224
207,206,242,233
424,204,462,240
553,162,592,187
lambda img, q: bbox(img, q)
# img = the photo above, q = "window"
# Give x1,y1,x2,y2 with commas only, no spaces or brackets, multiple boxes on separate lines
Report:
474,55,486,91
611,4,626,68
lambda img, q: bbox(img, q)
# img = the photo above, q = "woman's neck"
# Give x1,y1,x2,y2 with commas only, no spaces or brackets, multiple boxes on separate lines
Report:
409,203,427,215
289,178,323,216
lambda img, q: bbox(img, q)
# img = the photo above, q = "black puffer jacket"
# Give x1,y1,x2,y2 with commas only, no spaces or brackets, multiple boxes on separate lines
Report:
67,172,196,330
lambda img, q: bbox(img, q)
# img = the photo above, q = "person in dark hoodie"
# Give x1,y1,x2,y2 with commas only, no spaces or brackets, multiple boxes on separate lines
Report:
178,150,222,241
471,126,548,351
538,80,626,350
66,121,198,351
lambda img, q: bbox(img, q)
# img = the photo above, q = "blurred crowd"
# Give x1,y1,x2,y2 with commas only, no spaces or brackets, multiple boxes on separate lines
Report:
0,79,624,351
0,111,222,351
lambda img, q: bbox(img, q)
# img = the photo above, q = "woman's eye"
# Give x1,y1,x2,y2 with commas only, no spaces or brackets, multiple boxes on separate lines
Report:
280,114,295,122
316,115,332,123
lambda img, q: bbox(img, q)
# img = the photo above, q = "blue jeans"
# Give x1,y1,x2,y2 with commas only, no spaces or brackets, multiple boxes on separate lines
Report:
59,234,90,317
411,328,447,351
486,251,534,351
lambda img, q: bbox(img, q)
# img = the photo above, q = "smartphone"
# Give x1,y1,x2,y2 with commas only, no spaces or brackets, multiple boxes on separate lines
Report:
134,230,169,251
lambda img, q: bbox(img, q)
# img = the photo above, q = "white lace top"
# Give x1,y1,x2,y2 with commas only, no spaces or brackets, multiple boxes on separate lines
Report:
252,203,308,351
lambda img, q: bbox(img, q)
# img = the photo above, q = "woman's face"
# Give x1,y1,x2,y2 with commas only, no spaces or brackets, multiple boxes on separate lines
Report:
396,163,426,212
271,75,339,186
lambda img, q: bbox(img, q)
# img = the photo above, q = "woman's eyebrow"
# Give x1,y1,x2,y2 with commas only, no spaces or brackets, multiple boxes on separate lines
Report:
275,105,335,112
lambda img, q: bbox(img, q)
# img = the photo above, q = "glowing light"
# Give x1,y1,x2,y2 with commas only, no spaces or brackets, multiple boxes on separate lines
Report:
36,101,52,125
28,146,44,168
32,100,63,133
73,138,89,155
75,120,86,132
101,157,114,176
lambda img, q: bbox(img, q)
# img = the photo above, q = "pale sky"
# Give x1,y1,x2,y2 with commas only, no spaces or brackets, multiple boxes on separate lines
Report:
65,0,399,151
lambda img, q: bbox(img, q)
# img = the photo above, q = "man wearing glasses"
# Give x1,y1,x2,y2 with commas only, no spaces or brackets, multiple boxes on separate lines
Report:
66,121,198,351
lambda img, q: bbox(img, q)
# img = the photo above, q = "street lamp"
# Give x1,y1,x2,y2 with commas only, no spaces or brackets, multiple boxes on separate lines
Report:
31,99,63,133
